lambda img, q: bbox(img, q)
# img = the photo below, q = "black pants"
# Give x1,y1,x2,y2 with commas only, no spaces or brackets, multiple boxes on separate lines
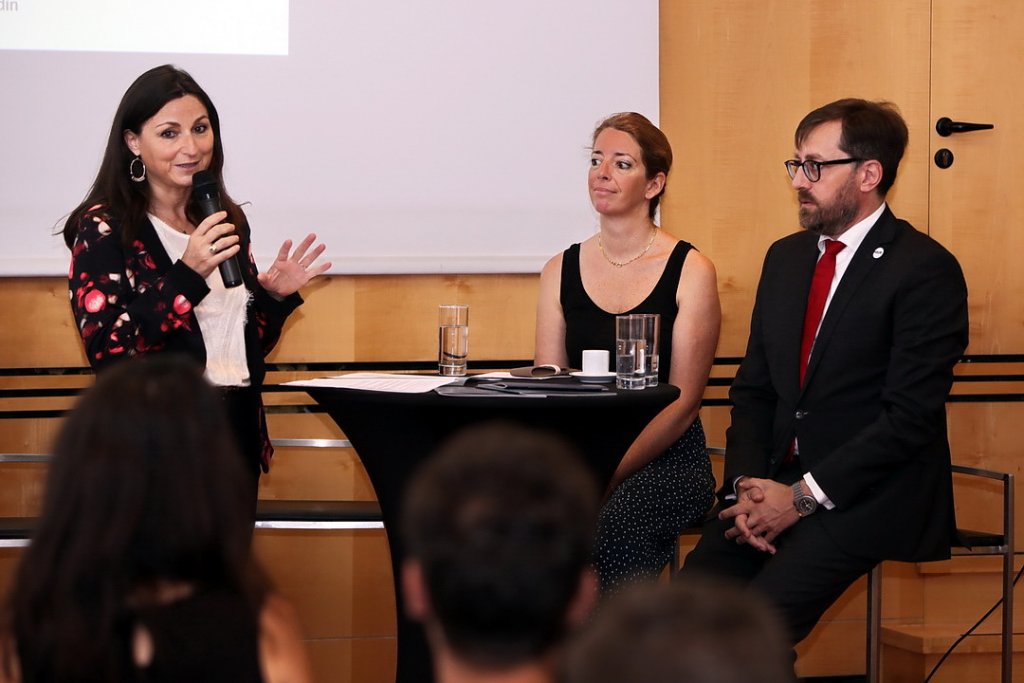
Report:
679,475,877,646
220,385,263,517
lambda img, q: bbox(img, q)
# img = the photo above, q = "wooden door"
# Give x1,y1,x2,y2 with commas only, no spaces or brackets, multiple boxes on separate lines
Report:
930,2,1024,355
929,0,1024,633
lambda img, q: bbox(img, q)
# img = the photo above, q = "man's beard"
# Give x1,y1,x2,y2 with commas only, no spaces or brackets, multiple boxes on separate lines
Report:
798,176,858,237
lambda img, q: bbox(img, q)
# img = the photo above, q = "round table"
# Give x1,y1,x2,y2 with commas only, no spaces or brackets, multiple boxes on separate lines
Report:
307,380,680,683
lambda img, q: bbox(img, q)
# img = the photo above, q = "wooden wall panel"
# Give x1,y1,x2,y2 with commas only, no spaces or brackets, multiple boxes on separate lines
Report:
265,273,539,364
252,530,396,638
660,0,930,357
0,464,47,519
259,445,377,503
269,276,358,362
3,274,538,368
349,274,538,362
0,277,86,368
307,638,397,683
0,417,64,457
660,1,808,356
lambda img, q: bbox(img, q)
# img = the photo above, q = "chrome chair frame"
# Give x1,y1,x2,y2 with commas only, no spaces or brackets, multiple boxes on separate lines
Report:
866,464,1014,683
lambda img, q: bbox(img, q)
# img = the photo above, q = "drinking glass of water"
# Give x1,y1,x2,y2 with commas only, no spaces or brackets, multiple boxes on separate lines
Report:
615,314,647,390
637,313,660,386
438,304,469,376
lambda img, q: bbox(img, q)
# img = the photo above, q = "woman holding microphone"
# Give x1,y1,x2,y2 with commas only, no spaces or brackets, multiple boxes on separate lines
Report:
63,65,330,501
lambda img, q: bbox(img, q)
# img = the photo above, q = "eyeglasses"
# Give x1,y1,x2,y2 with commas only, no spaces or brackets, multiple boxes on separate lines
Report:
784,158,861,182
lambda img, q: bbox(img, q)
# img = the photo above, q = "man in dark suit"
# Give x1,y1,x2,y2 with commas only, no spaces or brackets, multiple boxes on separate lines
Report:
681,98,969,647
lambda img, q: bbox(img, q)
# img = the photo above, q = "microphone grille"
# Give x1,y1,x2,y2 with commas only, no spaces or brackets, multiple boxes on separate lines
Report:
192,170,216,191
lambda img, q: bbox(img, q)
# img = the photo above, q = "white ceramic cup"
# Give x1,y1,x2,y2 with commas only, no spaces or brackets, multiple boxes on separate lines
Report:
581,349,610,375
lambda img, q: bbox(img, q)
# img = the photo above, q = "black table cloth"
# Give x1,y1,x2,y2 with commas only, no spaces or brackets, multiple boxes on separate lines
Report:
307,380,679,683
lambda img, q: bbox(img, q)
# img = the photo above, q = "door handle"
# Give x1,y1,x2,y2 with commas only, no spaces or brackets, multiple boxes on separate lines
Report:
936,117,994,137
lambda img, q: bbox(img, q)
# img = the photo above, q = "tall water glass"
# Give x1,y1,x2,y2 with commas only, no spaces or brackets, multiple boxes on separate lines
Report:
438,304,469,376
638,313,660,386
615,314,647,390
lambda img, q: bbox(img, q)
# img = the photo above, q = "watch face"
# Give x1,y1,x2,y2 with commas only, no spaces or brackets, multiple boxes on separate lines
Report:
796,496,817,516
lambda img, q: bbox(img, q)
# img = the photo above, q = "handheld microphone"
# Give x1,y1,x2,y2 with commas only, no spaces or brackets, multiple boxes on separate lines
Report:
192,170,243,288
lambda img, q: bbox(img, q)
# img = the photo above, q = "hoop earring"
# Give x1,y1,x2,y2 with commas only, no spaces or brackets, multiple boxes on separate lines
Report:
129,156,147,183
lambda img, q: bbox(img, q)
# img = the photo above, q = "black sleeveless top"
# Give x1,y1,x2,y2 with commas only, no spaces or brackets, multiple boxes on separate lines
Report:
130,589,264,683
560,240,693,384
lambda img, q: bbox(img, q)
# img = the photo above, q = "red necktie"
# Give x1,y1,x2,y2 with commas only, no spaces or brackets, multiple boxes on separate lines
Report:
799,239,846,386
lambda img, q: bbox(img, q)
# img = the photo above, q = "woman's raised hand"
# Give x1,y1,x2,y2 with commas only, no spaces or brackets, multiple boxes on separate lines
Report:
257,233,331,299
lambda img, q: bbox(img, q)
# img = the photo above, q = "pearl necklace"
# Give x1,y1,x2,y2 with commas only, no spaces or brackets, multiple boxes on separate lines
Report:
598,228,658,268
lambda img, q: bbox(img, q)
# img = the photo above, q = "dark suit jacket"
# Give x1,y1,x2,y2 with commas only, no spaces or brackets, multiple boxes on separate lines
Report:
723,207,969,562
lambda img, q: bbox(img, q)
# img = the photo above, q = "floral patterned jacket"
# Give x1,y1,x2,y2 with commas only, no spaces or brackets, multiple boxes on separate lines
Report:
67,204,302,469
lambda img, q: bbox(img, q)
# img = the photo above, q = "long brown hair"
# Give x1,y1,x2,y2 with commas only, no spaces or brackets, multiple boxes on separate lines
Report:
1,356,266,682
62,65,245,249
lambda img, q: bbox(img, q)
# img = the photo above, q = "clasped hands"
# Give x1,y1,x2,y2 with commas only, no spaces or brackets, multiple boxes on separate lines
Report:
720,477,800,554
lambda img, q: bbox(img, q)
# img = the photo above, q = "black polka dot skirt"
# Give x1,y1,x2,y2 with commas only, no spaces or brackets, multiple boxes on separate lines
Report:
594,417,715,593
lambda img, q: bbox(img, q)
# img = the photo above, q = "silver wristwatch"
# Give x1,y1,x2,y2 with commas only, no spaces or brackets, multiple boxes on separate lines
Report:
791,480,818,517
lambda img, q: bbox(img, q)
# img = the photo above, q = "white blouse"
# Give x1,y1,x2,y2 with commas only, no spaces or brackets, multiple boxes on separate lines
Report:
149,214,252,387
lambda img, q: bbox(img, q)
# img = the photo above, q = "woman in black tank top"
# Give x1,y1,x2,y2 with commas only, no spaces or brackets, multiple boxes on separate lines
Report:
534,113,721,592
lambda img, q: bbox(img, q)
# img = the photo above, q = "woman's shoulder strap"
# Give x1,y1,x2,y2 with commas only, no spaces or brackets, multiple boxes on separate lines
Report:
663,239,694,279
558,242,583,297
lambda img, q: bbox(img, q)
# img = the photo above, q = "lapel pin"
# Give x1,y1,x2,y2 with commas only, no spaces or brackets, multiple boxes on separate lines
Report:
873,247,884,259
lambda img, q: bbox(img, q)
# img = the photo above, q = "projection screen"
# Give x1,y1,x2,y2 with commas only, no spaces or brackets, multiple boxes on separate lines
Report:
0,0,659,275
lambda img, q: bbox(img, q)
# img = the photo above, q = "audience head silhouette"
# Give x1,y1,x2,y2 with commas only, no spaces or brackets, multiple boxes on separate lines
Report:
564,578,794,683
401,422,600,679
1,355,264,682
